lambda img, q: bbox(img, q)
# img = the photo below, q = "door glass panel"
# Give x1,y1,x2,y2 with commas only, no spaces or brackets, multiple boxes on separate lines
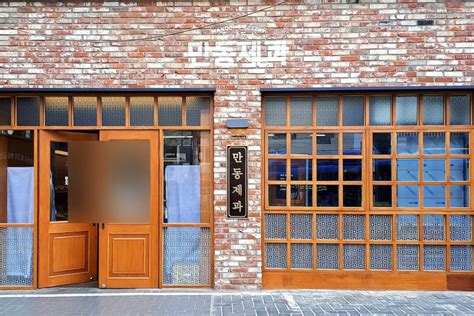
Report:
102,97,125,126
16,97,40,126
73,97,97,126
265,97,286,126
450,132,469,155
268,159,286,181
291,159,312,181
158,97,182,126
186,97,210,126
290,97,312,126
397,132,419,155
163,131,211,224
396,96,418,125
50,142,69,221
316,96,338,126
343,133,362,155
397,159,419,181
397,185,419,208
369,96,391,126
343,96,364,126
423,95,444,125
291,133,312,155
0,98,11,126
268,133,286,155
450,159,469,181
373,185,392,207
0,130,34,224
317,159,338,181
130,97,154,126
373,133,391,155
423,159,446,182
450,95,471,125
317,133,338,155
373,159,391,181
423,132,445,155
317,185,338,207
45,97,69,126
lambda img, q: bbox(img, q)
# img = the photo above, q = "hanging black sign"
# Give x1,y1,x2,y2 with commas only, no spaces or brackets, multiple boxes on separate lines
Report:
227,146,248,219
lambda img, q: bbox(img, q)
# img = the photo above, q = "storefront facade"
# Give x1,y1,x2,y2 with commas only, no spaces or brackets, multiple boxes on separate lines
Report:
0,1,473,291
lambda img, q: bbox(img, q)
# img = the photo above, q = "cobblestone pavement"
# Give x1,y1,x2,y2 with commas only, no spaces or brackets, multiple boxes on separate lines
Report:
0,287,473,315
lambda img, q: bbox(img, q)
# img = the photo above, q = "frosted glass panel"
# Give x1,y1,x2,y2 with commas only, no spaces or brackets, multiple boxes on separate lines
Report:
397,215,419,241
16,97,40,126
0,98,11,126
316,96,338,126
130,97,154,126
73,97,97,126
102,97,125,126
423,245,446,271
265,97,286,126
423,132,445,155
423,95,444,125
291,243,313,269
186,97,210,126
290,97,312,126
397,185,419,208
450,215,472,241
158,97,182,126
397,245,419,271
396,96,418,125
45,97,69,126
265,243,287,269
450,95,471,125
343,96,364,126
369,96,391,126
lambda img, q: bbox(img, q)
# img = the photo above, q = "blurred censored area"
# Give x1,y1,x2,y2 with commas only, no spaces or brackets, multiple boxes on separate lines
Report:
68,140,150,223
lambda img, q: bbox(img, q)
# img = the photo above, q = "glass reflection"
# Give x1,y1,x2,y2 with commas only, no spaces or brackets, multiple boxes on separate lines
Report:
373,185,392,207
397,159,419,181
450,132,469,155
268,134,287,155
291,134,312,155
268,159,286,181
373,133,391,155
451,185,469,208
343,133,362,155
343,185,361,207
291,185,313,207
343,159,362,181
397,132,419,155
51,142,69,221
423,159,446,182
423,132,445,155
424,185,446,208
373,159,391,181
450,159,469,181
317,159,338,181
397,185,419,208
269,185,287,206
317,133,338,155
291,159,312,181
317,185,338,207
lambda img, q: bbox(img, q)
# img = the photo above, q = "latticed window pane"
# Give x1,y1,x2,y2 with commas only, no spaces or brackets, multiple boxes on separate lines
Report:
343,214,365,240
291,133,312,155
370,215,392,241
268,185,287,206
396,96,418,125
373,185,392,207
397,132,419,155
290,185,313,207
316,214,338,240
186,97,210,126
73,97,97,126
450,95,471,125
291,159,312,181
130,96,154,126
290,214,313,240
265,243,287,269
450,246,473,271
290,96,312,126
369,96,391,126
423,215,445,241
397,159,419,182
268,159,287,181
0,98,11,126
397,185,419,208
45,97,68,126
268,133,286,155
158,97,182,126
317,244,339,270
0,227,34,286
264,214,286,239
343,244,365,270
423,95,444,125
102,97,125,126
397,245,419,271
423,132,445,155
423,245,446,271
450,215,472,241
317,133,338,155
450,132,469,155
16,97,40,126
291,243,313,269
397,215,418,241
343,185,361,207
265,97,286,126
343,133,362,155
343,96,364,126
423,185,446,208
423,159,446,182
373,133,391,155
450,185,469,208
450,159,469,181
316,96,338,126
370,244,392,271
317,185,338,207
163,227,210,285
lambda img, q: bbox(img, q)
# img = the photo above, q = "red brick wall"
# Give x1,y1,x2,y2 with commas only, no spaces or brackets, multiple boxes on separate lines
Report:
1,0,473,289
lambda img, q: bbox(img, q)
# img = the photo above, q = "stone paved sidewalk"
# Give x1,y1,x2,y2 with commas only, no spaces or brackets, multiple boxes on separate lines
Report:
0,287,473,315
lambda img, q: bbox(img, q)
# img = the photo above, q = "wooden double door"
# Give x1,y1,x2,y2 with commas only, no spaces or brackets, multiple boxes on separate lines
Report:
38,130,159,288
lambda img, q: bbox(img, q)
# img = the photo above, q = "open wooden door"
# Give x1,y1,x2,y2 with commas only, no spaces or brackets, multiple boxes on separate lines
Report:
38,131,98,288
98,131,158,288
